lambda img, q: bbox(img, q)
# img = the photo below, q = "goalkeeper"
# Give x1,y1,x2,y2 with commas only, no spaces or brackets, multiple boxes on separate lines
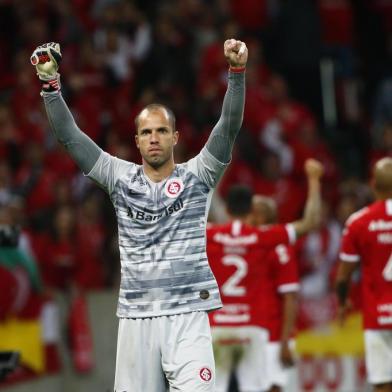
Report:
31,40,247,391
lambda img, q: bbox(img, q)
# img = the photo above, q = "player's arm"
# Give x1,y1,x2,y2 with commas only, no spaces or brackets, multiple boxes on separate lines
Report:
30,43,101,175
291,159,324,238
280,291,298,367
204,39,247,164
334,213,361,325
274,245,299,367
335,260,358,326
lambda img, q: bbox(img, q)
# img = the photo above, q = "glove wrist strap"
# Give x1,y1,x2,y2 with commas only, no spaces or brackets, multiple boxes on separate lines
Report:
229,66,246,73
41,76,61,93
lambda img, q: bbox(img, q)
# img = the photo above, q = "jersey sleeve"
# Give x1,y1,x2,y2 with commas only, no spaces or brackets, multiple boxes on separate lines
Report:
273,244,300,294
339,219,361,263
86,151,133,195
185,146,228,189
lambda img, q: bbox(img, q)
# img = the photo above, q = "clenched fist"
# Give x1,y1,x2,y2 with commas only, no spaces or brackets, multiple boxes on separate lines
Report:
304,159,324,179
30,42,62,80
30,42,62,93
224,39,248,69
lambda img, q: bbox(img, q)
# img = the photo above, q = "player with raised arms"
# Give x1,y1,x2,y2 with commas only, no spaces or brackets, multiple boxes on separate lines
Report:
31,39,247,391
207,159,323,392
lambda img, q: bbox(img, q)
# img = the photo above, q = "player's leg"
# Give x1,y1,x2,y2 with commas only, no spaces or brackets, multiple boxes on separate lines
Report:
235,326,269,392
266,340,296,392
114,318,166,392
266,341,282,392
160,311,215,391
212,326,237,392
364,330,392,392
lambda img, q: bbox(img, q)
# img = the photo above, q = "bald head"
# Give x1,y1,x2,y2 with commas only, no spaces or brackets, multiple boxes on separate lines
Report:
134,104,176,133
251,195,278,226
373,157,392,198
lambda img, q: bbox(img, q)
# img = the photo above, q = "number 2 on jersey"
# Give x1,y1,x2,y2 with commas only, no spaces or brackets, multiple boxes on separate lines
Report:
221,255,248,296
382,252,392,282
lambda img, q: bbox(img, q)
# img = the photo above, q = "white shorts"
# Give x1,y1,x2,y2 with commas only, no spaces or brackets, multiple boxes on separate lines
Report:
364,330,392,385
265,340,296,389
212,326,269,392
114,311,215,392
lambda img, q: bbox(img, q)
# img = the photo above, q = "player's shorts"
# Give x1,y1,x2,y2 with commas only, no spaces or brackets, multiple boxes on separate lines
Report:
211,325,269,392
265,340,296,389
114,311,215,392
364,330,392,385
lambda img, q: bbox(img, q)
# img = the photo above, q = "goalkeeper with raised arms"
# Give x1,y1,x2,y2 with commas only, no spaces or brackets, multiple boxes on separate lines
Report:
31,40,248,391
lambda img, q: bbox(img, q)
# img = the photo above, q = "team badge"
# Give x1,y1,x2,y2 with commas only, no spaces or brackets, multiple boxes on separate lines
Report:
165,178,184,198
199,367,212,382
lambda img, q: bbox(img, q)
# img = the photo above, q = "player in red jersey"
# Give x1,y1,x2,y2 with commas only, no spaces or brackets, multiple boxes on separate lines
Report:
251,195,299,392
207,159,323,392
336,157,392,392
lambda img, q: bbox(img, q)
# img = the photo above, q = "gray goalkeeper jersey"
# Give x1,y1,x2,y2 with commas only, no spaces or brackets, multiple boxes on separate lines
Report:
42,71,245,318
88,147,227,317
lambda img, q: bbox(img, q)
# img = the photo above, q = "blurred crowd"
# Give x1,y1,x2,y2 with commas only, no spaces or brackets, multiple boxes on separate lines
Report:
0,0,392,330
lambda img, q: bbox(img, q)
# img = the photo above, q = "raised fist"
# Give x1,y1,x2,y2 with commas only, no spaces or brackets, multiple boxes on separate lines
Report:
224,39,248,68
30,42,62,81
304,159,324,179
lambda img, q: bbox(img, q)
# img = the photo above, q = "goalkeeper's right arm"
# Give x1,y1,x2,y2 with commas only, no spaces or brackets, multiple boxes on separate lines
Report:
31,43,101,174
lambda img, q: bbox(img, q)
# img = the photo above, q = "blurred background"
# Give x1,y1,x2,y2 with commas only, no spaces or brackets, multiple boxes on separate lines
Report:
0,0,391,391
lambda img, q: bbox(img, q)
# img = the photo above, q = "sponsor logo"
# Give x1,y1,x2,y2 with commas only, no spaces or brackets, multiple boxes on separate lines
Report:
199,367,212,382
127,188,142,196
213,303,251,324
378,233,392,244
165,178,184,198
368,220,392,231
378,303,392,313
378,316,392,325
130,172,148,187
213,233,258,246
127,198,183,221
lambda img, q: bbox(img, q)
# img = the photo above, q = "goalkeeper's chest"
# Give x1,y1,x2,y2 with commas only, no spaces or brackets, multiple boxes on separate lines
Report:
116,179,192,224
114,168,209,230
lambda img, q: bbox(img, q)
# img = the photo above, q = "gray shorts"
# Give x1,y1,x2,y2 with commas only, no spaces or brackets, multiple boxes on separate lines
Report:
114,311,215,392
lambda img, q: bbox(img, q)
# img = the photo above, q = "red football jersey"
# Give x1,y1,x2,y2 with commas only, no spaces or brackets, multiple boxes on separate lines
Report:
340,199,392,330
207,220,295,327
265,244,300,341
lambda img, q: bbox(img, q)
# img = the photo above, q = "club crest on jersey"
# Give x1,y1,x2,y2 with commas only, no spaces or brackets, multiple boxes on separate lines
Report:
165,178,184,198
199,367,212,383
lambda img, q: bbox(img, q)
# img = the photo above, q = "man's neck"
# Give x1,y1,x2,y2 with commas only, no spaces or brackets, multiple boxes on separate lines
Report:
143,160,176,183
375,191,392,201
230,215,249,224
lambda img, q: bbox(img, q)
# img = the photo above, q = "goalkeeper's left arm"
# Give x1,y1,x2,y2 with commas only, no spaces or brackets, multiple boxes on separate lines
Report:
30,43,101,175
205,39,247,164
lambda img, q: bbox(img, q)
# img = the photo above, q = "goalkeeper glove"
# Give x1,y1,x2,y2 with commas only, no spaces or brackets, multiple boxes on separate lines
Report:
30,42,62,93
